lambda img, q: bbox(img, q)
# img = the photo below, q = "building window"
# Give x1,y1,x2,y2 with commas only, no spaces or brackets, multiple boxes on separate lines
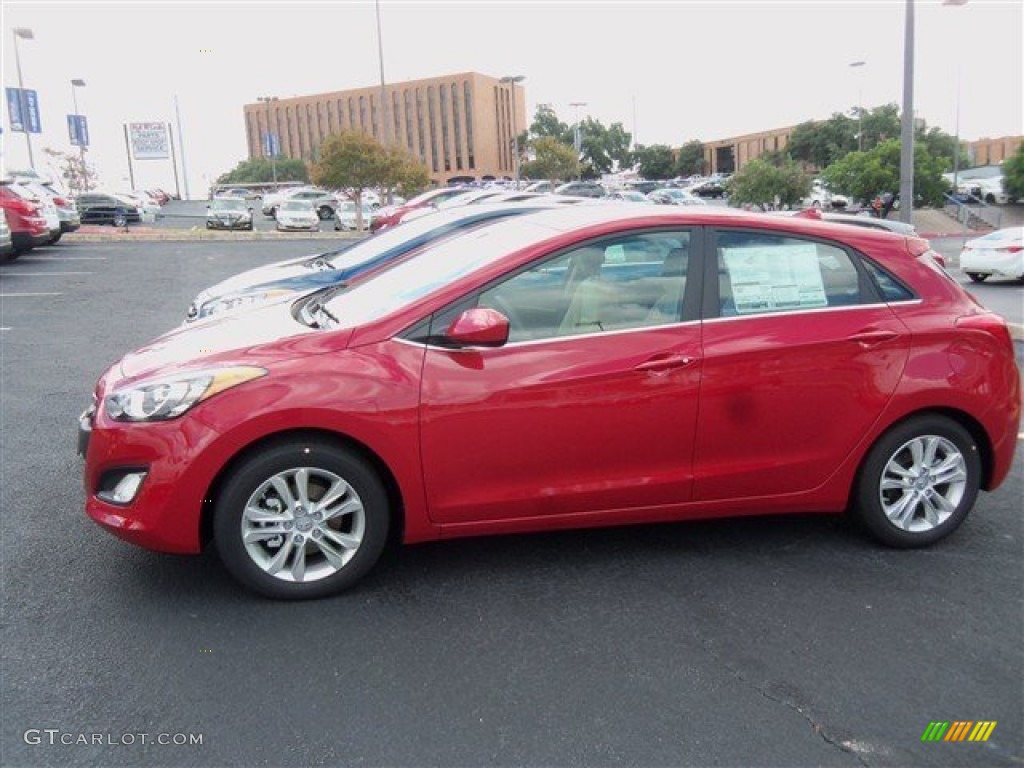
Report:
494,87,503,170
404,90,414,154
348,98,356,131
439,83,451,172
464,81,475,170
415,88,427,165
428,85,439,173
392,91,401,147
306,104,316,157
359,96,367,133
370,94,378,138
451,81,463,171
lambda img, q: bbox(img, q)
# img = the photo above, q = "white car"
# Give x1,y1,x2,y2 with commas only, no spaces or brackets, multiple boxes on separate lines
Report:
275,199,320,231
9,179,63,243
334,200,375,231
804,180,849,209
959,227,1024,282
972,177,1011,205
648,188,705,206
116,192,161,220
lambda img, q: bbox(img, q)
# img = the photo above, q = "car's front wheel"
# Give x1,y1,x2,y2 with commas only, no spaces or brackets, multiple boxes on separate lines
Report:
214,440,391,599
967,272,989,283
852,415,980,548
317,206,334,220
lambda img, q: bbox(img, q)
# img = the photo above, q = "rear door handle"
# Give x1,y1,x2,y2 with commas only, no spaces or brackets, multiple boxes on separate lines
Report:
635,354,697,373
848,329,900,348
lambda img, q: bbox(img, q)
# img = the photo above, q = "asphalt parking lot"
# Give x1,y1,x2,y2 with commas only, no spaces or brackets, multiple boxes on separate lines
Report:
1,238,1022,767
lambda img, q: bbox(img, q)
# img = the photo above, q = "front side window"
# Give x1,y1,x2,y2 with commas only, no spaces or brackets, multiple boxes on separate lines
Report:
715,231,865,317
475,231,693,343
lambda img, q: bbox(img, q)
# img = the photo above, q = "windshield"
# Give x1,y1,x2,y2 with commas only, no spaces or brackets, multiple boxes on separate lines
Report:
211,199,246,211
324,216,559,328
281,200,312,211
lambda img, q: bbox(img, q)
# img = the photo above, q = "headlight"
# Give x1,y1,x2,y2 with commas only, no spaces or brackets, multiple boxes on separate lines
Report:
199,289,294,318
105,366,267,422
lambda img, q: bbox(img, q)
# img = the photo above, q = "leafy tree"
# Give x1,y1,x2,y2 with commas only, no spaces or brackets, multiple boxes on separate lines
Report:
633,144,675,180
43,147,97,194
1002,143,1024,201
857,103,901,149
821,139,948,207
787,113,857,169
673,140,705,177
520,137,579,183
383,145,432,199
312,131,394,230
217,156,309,185
529,104,573,145
726,158,812,209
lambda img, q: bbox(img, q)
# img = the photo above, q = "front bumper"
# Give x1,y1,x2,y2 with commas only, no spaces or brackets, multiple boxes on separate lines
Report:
206,218,252,230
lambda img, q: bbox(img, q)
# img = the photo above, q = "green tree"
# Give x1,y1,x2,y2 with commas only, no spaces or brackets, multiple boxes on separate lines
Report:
1002,143,1024,201
726,158,812,209
217,156,309,185
673,140,705,177
312,131,394,230
520,137,579,183
633,144,675,180
787,114,857,169
821,138,949,207
383,145,432,200
578,119,633,178
530,104,573,145
43,147,97,194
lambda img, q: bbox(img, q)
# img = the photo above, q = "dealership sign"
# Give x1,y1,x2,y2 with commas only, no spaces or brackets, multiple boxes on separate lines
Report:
68,114,89,147
128,122,169,160
6,87,42,133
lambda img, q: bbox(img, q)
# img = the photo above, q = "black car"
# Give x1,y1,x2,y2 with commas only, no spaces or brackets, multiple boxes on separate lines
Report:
76,194,142,226
554,181,607,198
206,198,254,230
689,179,727,198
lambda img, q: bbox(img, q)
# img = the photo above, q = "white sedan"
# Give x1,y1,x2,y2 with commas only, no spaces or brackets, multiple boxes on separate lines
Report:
275,200,320,231
959,227,1024,282
334,200,375,231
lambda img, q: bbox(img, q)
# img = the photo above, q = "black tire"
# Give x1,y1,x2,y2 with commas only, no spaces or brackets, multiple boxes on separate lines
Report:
317,205,334,221
984,193,996,204
851,415,981,548
48,232,62,245
112,214,127,228
967,272,988,283
214,440,391,599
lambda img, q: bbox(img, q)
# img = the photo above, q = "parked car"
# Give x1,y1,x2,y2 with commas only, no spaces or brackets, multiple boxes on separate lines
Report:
554,181,607,198
0,208,14,261
686,178,727,199
6,179,62,243
147,189,171,205
333,200,375,231
186,202,565,322
80,205,1020,599
0,181,52,255
76,193,142,226
275,199,320,231
647,188,706,206
206,198,254,230
607,190,651,203
263,188,338,220
117,192,161,221
804,180,849,209
370,187,473,232
218,188,260,201
522,181,555,193
959,227,1024,282
788,208,917,236
40,182,82,236
434,190,506,210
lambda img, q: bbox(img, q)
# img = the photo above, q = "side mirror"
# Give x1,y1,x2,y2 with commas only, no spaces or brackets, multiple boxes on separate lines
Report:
445,308,510,348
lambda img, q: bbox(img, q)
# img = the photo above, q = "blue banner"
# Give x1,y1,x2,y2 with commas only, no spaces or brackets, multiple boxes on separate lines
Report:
22,89,41,133
6,87,25,132
262,132,279,157
67,114,89,147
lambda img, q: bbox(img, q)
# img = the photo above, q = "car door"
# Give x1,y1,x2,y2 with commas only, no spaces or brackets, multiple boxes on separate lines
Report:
418,228,705,527
692,227,912,501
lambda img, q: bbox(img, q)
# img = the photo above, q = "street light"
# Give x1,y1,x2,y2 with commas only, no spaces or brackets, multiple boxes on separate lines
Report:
12,27,36,169
500,75,525,187
898,0,915,224
570,101,587,179
257,96,279,186
943,0,968,198
849,61,866,151
70,79,88,191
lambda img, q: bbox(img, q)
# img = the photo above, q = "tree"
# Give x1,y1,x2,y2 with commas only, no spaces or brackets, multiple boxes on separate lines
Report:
383,145,432,200
786,114,857,170
726,158,812,209
673,140,705,177
529,104,573,145
43,147,97,194
217,156,309,185
520,137,579,183
633,144,675,180
821,138,949,207
1002,143,1024,201
312,131,395,231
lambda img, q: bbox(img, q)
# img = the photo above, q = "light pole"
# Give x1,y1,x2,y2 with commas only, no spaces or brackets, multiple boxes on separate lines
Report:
12,27,36,169
570,101,587,179
375,0,389,149
943,0,968,198
501,75,525,187
257,96,279,186
70,79,88,191
849,61,866,151
898,0,915,224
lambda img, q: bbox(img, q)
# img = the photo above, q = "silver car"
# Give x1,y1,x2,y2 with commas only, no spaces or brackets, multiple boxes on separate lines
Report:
206,198,254,230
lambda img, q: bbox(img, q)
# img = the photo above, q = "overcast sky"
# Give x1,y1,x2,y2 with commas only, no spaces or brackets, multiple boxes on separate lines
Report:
2,0,1021,196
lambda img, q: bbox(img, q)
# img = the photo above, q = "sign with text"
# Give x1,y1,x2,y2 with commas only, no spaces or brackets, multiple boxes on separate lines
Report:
128,122,170,159
6,87,42,133
68,114,90,147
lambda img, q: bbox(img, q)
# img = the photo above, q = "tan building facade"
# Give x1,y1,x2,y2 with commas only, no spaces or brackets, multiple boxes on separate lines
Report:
243,72,526,186
702,126,798,175
966,136,1022,167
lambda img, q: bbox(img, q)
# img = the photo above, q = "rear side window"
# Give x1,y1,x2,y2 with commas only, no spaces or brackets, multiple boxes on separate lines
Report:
715,231,865,317
861,259,916,302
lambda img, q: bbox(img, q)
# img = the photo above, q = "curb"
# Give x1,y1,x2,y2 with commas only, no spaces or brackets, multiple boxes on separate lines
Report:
64,230,369,243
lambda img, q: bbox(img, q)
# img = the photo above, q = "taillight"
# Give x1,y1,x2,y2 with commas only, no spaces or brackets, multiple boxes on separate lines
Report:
1000,245,1022,253
52,196,69,206
956,313,1013,350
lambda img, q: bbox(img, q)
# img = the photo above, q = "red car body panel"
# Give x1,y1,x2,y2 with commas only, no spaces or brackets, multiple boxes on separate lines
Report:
82,208,1021,555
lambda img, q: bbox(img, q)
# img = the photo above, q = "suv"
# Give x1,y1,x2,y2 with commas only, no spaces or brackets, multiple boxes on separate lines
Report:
554,181,607,198
262,188,339,220
0,182,50,257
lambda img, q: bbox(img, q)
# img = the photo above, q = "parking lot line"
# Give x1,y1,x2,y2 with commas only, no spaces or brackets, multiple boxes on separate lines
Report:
0,292,64,297
1,271,94,276
17,256,108,262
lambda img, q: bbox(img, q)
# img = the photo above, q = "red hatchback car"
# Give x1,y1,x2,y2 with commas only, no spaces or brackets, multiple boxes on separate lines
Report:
80,206,1020,598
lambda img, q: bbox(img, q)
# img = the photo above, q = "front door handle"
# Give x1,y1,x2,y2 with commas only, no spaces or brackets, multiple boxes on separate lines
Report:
848,329,900,348
634,354,697,373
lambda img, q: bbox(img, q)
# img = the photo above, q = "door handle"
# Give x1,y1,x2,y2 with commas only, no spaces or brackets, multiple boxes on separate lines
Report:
848,329,900,348
634,354,697,373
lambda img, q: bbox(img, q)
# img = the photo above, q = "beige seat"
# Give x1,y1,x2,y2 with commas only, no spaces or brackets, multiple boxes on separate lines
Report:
646,247,688,323
559,247,608,334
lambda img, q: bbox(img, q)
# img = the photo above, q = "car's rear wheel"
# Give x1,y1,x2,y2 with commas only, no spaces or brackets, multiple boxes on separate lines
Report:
317,206,334,220
852,415,980,548
214,440,391,599
967,272,989,283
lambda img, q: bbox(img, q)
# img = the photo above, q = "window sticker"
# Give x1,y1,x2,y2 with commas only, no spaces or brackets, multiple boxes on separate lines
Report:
722,244,827,314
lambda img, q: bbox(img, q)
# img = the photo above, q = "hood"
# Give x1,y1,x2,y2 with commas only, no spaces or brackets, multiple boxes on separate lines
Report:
195,246,354,305
118,295,350,381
